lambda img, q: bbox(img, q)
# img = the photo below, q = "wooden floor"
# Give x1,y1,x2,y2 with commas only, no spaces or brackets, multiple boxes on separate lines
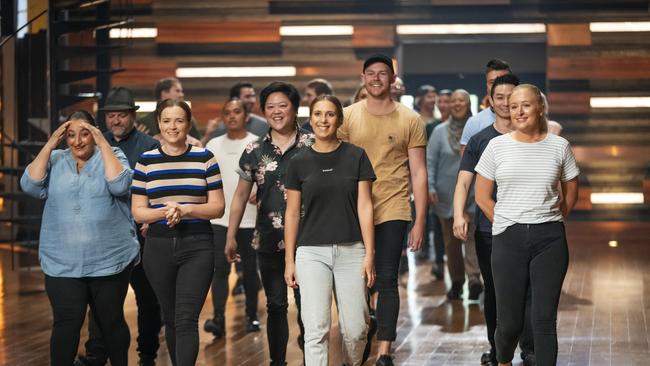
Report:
1,221,649,366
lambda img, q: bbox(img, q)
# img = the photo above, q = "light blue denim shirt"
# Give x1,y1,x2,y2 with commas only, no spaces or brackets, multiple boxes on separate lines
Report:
20,147,139,278
459,107,496,146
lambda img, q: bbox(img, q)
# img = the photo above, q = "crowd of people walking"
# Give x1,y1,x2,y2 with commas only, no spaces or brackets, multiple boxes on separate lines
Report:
22,54,579,366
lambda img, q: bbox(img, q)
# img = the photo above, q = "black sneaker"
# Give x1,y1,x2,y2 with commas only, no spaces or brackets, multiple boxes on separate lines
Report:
362,311,377,364
469,280,484,301
203,314,225,338
246,316,261,332
375,354,394,366
431,263,444,280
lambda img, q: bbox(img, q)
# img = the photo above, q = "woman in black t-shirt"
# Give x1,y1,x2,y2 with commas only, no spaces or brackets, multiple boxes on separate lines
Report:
284,95,376,366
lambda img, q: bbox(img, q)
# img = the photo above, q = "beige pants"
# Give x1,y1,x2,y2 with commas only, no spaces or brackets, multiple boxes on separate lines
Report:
439,217,481,284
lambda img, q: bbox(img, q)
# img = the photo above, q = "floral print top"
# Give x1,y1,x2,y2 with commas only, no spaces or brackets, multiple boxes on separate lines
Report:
238,128,314,252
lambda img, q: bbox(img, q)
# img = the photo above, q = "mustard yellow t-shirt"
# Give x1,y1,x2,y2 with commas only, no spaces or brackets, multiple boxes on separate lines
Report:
339,100,427,225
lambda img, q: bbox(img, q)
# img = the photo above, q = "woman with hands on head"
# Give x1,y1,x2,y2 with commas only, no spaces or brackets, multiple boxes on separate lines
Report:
284,95,376,366
131,99,225,366
20,111,138,366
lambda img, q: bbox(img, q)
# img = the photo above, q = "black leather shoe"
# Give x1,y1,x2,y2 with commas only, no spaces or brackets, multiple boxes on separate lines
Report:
375,354,394,366
480,351,497,366
469,280,484,301
362,311,377,364
204,314,225,338
246,316,261,332
74,354,106,366
447,282,463,300
522,352,536,366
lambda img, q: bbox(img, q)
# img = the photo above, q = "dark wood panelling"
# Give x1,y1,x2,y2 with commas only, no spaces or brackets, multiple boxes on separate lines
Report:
547,92,591,114
547,24,591,46
156,22,281,44
352,25,395,49
548,56,650,80
111,59,177,86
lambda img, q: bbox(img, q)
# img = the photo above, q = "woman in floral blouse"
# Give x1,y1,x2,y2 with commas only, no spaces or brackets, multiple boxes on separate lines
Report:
225,81,314,366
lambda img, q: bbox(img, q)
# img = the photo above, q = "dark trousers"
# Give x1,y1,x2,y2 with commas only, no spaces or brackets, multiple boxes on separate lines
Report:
144,234,214,366
44,264,133,366
258,251,304,366
211,225,259,319
431,211,445,265
492,222,568,366
374,220,409,341
475,230,534,356
84,233,162,363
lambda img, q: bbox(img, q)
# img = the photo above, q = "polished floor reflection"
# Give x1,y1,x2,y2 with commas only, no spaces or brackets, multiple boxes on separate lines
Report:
0,221,648,365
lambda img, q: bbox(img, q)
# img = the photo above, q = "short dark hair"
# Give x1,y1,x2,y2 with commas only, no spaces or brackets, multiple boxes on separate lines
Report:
306,78,333,96
156,99,192,122
485,59,512,74
229,82,254,99
438,89,452,96
154,77,180,100
223,97,248,115
490,74,521,98
66,110,96,126
310,94,344,127
259,81,300,113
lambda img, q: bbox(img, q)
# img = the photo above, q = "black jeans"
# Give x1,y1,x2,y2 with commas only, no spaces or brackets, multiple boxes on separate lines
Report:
374,220,409,341
44,263,133,366
85,230,162,363
144,234,214,366
258,251,304,366
476,230,534,356
211,225,259,319
492,222,568,366
431,211,445,265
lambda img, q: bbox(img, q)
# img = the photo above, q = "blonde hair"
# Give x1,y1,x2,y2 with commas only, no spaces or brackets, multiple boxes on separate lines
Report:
511,84,548,133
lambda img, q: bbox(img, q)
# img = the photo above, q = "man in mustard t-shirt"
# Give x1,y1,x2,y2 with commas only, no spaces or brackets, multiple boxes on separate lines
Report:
338,54,428,366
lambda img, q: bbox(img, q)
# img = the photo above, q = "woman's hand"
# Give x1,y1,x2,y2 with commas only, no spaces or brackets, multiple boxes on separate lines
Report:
284,262,298,289
45,121,71,150
363,256,375,288
163,202,189,227
224,236,240,263
78,121,110,149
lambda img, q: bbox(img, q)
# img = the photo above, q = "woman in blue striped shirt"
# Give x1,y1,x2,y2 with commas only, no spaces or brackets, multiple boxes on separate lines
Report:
131,99,225,366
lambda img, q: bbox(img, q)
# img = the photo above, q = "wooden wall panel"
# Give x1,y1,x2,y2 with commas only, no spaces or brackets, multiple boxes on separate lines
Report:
157,22,281,44
547,24,591,46
548,56,650,80
352,26,395,49
112,59,177,87
547,92,591,115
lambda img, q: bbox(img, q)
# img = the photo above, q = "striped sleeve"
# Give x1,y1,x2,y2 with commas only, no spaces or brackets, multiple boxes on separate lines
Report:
560,142,580,182
132,161,148,195
205,154,223,191
474,140,496,181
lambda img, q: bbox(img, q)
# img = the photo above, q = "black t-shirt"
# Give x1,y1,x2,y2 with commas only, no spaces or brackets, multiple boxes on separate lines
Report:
459,124,500,233
285,142,376,246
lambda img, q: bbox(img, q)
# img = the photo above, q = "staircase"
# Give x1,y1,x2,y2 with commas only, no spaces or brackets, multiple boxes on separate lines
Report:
0,0,130,269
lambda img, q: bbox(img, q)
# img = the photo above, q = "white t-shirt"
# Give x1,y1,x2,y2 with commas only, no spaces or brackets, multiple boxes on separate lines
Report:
206,132,259,228
474,132,580,235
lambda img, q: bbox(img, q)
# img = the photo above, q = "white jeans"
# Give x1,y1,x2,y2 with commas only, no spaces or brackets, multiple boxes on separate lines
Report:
295,242,369,366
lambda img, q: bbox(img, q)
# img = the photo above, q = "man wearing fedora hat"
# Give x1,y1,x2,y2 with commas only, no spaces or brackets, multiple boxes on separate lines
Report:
75,87,162,366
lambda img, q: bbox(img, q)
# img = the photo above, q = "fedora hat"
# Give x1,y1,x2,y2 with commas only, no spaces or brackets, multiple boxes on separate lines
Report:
100,87,140,111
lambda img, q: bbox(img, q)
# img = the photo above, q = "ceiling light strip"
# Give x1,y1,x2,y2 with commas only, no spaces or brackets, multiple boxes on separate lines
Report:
590,22,650,33
109,28,158,38
396,23,546,35
590,192,644,204
176,66,297,78
280,25,354,36
590,97,650,108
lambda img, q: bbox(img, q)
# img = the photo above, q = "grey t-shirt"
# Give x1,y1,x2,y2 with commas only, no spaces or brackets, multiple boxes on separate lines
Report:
207,114,268,139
